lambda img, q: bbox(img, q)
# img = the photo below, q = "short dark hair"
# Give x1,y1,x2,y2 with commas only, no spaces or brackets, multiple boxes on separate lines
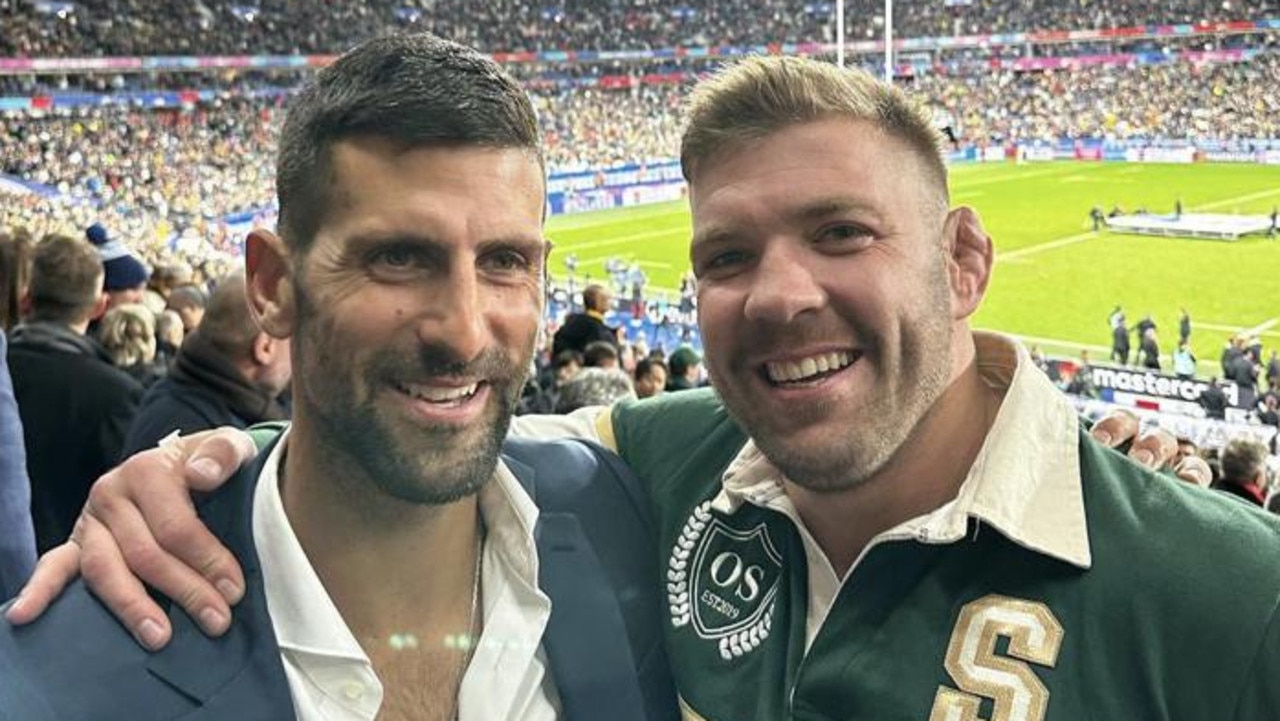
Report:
276,33,543,252
28,235,104,324
583,340,619,367
196,273,261,362
552,349,583,371
635,356,667,381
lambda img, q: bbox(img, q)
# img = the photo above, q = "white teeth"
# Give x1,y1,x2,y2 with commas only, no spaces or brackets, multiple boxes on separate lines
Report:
765,351,855,384
400,382,479,403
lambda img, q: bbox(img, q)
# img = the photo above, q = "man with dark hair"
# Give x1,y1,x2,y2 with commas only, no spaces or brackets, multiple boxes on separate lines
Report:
165,284,207,334
633,357,668,399
552,283,619,357
121,274,291,456
582,339,620,369
1199,376,1229,420
665,346,701,391
1213,438,1269,507
7,235,143,553
0,34,673,721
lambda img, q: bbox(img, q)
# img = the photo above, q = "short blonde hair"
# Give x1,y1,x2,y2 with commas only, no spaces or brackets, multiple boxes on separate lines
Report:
99,303,157,367
680,55,947,197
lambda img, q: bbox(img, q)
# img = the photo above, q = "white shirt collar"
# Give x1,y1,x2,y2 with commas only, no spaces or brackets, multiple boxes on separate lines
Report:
712,331,1092,569
252,427,559,721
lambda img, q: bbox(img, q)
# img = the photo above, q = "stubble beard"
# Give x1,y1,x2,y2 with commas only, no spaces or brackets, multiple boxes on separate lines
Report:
293,279,533,507
719,273,955,495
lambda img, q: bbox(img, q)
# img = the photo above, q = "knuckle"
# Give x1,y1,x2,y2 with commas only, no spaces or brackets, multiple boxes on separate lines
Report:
150,513,197,552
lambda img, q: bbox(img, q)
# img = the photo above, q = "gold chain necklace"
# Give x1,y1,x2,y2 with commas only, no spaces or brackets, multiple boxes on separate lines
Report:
450,516,485,721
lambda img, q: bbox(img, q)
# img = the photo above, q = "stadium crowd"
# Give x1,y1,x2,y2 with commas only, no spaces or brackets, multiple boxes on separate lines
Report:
6,52,1280,251
1,28,1279,721
1,0,1263,57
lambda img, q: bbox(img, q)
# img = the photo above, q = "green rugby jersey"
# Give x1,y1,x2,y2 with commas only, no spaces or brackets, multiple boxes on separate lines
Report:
608,337,1280,721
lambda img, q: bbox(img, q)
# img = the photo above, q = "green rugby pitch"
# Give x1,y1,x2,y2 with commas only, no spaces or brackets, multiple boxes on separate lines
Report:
545,161,1280,370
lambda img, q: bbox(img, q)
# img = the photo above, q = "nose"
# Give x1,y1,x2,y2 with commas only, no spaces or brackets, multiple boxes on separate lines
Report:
741,241,827,324
416,264,488,363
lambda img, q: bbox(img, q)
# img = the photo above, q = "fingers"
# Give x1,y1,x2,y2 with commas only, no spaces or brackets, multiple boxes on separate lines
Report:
1126,427,1178,470
1089,410,1178,470
4,543,81,626
165,428,259,492
1173,456,1213,488
1089,409,1139,448
86,451,242,639
78,512,174,650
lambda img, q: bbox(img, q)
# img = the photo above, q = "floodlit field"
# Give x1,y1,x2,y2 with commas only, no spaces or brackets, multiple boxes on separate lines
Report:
546,161,1280,370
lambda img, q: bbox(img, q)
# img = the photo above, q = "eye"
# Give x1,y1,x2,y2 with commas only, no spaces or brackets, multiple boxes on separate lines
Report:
693,248,752,279
815,223,873,246
370,245,418,268
479,249,533,274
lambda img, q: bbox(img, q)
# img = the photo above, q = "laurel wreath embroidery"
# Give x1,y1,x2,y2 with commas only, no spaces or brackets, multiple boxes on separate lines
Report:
667,500,711,627
717,608,773,661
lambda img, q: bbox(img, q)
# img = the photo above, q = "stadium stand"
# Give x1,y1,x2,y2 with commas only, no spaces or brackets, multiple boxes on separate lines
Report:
0,0,1267,56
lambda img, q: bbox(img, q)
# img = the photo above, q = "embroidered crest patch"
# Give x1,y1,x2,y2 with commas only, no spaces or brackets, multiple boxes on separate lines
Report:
667,501,783,660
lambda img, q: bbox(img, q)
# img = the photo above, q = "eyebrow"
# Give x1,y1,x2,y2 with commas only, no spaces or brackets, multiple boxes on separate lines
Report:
692,197,883,248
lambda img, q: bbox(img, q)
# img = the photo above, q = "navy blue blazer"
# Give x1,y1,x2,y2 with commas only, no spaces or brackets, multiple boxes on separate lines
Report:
0,435,678,721
0,332,35,600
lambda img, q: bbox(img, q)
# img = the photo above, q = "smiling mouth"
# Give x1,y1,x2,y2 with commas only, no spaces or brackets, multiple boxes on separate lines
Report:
763,351,858,386
395,381,484,406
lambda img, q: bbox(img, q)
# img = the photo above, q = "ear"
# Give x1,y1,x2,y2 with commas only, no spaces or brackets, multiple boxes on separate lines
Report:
246,229,295,339
91,292,110,321
941,206,993,321
251,332,277,367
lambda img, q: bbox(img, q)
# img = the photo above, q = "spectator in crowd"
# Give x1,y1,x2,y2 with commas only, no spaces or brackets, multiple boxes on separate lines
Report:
633,356,668,399
0,0,1253,56
665,346,702,391
121,274,290,457
6,235,143,553
1212,438,1270,507
552,283,619,357
0,229,32,333
554,366,636,413
153,308,185,367
1199,377,1229,420
166,284,207,334
583,339,621,370
0,332,36,600
98,303,165,388
1229,348,1261,410
1138,328,1161,371
1222,334,1245,377
1065,349,1098,398
1110,315,1130,365
1256,391,1279,429
85,223,149,311
1172,341,1196,380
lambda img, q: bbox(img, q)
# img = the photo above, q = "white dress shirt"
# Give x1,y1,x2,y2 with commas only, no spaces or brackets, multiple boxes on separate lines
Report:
252,429,563,720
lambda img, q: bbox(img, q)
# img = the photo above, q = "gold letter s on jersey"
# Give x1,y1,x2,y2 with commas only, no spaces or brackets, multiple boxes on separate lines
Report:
928,595,1064,721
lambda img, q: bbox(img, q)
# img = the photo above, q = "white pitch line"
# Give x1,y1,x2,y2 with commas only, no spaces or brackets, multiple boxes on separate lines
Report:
554,225,687,252
1244,318,1279,336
